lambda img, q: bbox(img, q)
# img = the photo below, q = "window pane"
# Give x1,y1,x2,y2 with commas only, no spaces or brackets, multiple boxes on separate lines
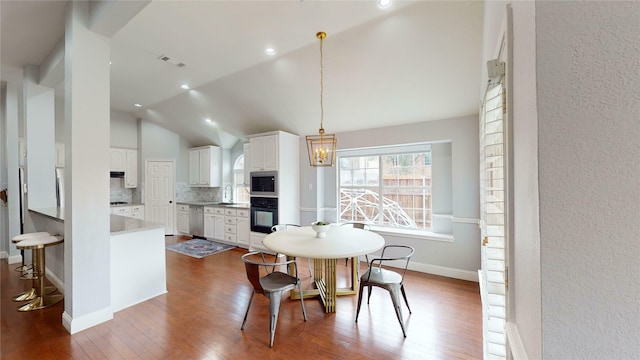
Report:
338,149,432,230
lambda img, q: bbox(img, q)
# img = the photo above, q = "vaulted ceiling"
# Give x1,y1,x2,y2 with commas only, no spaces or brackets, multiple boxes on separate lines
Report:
1,0,483,149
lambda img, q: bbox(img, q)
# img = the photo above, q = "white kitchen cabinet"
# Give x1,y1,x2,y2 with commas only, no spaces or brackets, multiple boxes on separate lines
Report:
247,131,300,228
204,209,216,238
110,148,126,171
243,143,251,184
236,209,250,248
111,205,145,220
124,149,138,188
55,142,65,167
110,148,138,188
250,232,270,253
130,205,145,219
214,213,225,240
249,135,278,171
189,146,221,187
177,205,190,234
223,208,237,244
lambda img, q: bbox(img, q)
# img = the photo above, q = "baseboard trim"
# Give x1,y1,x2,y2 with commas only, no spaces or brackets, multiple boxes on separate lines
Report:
45,267,64,295
0,251,7,260
506,322,529,360
378,259,478,282
7,254,22,265
62,307,113,335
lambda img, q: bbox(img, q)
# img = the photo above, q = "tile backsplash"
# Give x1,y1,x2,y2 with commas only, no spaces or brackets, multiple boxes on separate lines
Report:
110,178,136,203
175,182,220,202
110,179,220,204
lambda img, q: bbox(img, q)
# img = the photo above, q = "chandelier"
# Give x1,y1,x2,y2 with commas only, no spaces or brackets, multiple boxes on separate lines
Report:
306,31,337,167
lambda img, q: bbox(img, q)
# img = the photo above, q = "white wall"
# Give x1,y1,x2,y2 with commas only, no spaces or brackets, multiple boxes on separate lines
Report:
485,2,640,359
300,115,480,276
110,110,137,148
536,2,640,358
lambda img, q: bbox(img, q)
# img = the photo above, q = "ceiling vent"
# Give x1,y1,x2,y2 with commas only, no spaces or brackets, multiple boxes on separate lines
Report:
157,54,186,68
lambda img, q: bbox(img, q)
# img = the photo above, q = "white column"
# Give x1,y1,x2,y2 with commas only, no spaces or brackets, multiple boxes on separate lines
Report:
62,0,112,334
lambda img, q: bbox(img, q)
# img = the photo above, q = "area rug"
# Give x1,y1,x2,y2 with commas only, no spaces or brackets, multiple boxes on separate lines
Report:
166,239,235,259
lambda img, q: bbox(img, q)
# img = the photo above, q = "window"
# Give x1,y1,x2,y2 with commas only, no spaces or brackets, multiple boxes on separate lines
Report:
338,144,432,230
234,155,250,204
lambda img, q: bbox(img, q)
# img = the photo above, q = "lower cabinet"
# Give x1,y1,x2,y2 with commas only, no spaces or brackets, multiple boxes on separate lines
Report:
111,205,145,220
236,209,249,248
201,206,250,248
204,209,216,238
204,207,225,241
177,205,190,234
250,232,271,253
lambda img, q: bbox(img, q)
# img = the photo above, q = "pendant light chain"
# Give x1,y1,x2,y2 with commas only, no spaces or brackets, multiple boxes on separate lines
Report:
319,32,325,132
306,31,336,167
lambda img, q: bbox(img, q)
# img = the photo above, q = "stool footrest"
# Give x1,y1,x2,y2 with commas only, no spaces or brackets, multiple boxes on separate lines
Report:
17,294,64,312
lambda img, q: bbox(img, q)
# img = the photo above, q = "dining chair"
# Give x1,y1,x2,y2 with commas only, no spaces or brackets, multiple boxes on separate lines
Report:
355,245,415,337
241,252,307,348
339,222,371,269
270,224,313,278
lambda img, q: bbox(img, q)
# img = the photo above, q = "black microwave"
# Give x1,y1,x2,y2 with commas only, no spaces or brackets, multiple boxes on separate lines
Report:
250,171,277,197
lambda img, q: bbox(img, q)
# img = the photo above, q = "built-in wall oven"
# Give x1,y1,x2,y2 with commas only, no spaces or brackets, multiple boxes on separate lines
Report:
250,197,278,234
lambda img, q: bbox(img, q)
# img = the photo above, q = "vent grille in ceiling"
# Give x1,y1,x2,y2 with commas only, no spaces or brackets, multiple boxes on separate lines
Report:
157,54,186,68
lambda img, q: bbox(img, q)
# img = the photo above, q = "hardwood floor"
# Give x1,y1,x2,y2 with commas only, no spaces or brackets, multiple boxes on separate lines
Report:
1,236,482,359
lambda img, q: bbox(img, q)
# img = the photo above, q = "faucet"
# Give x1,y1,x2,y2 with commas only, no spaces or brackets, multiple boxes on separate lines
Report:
224,184,233,203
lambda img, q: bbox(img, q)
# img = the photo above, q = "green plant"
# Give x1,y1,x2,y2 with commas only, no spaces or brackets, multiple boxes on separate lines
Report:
315,221,330,226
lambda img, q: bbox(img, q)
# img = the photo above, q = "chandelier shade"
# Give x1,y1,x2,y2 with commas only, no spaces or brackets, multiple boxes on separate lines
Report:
306,31,337,167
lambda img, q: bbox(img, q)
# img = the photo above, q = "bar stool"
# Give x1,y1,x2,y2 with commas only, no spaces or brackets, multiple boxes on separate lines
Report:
15,235,64,312
11,232,50,274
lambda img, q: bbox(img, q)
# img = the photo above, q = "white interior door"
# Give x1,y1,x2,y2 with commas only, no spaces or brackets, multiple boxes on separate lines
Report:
145,160,175,235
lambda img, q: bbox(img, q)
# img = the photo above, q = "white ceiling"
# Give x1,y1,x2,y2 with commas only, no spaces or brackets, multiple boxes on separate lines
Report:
1,0,483,149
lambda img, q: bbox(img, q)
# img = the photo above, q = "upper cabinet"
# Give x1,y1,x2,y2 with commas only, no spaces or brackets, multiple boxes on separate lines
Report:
124,149,138,188
110,147,138,188
110,148,126,171
189,146,221,187
243,143,251,185
249,134,278,171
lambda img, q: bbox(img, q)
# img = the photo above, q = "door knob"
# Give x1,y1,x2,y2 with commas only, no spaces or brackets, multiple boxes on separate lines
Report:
482,236,489,246
169,200,173,204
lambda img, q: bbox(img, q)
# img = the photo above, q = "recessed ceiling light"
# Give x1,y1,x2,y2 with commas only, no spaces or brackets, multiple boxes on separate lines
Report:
133,103,142,108
180,84,190,90
265,48,277,56
205,118,212,123
377,0,392,9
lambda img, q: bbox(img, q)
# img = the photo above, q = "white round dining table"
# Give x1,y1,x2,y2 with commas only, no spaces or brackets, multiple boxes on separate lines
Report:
263,225,384,313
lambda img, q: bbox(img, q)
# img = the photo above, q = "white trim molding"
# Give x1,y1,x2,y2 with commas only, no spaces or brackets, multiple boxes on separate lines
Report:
62,307,113,335
383,259,478,282
7,253,22,264
452,217,480,225
506,322,529,360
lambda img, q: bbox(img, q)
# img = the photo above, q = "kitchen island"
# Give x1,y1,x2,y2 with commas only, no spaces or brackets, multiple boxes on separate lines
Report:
109,214,166,312
28,208,167,313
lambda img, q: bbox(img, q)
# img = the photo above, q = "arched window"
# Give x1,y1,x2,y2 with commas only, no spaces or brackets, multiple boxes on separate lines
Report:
234,155,250,204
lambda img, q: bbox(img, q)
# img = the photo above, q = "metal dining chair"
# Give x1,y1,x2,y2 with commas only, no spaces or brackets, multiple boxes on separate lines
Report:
271,224,313,278
355,245,415,337
241,252,307,348
339,222,371,270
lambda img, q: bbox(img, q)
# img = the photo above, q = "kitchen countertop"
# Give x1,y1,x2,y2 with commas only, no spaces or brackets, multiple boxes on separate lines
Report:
110,215,164,235
177,201,249,209
110,203,143,208
30,207,164,235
